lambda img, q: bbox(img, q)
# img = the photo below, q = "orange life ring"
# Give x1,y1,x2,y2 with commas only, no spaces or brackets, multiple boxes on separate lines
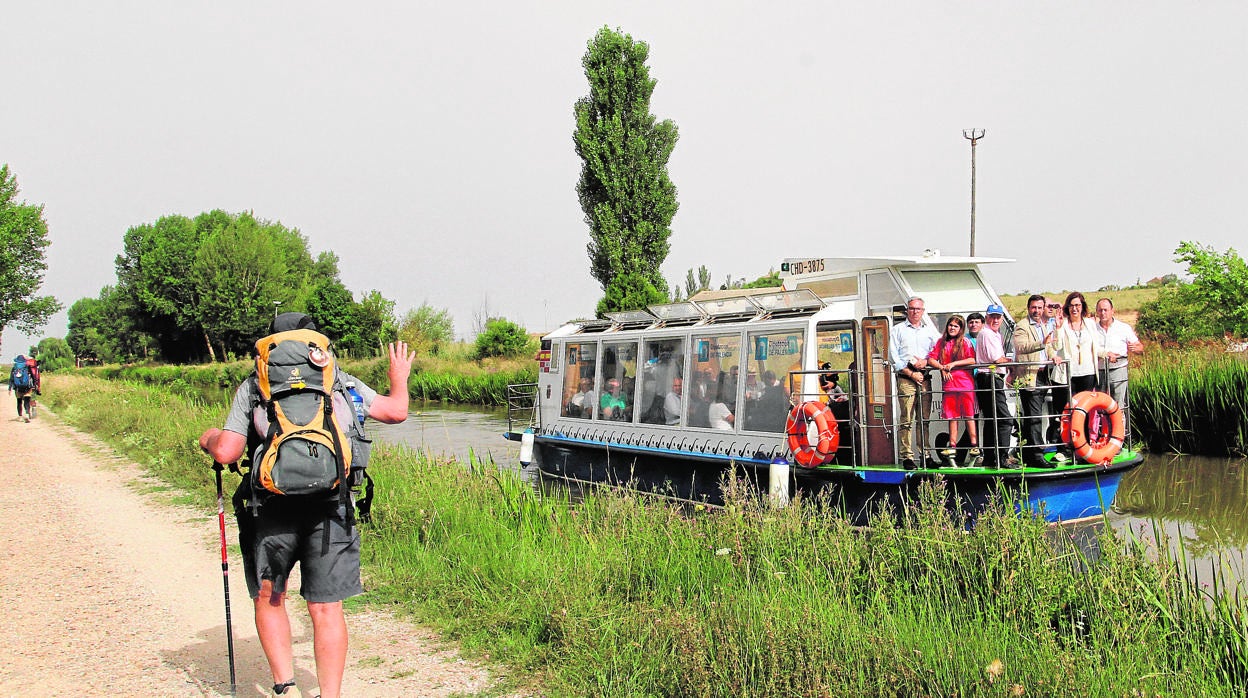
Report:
1060,390,1125,465
786,400,840,469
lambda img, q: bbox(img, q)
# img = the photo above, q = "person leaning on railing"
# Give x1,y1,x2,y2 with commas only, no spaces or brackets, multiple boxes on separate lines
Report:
974,304,1013,468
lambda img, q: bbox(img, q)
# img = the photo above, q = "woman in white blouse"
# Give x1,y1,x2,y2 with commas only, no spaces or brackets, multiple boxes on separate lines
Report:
1049,291,1103,395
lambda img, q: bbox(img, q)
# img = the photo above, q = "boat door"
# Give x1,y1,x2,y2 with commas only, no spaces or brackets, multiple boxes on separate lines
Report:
814,321,858,464
860,317,896,466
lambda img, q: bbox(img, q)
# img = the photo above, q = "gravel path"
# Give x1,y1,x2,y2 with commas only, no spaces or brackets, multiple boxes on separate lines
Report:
0,406,511,697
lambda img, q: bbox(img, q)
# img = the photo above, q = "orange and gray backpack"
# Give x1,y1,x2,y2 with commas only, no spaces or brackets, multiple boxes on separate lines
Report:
249,328,353,504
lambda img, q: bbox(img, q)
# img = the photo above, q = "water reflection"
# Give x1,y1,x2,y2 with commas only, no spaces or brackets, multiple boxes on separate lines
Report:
369,403,518,465
1112,454,1248,554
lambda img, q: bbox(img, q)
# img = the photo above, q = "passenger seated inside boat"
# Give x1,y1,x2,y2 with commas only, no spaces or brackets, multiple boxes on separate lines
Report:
709,385,735,430
819,363,847,403
565,377,596,418
599,378,629,420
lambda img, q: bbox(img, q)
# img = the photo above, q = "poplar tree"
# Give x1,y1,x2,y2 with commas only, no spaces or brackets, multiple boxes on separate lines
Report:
573,26,679,316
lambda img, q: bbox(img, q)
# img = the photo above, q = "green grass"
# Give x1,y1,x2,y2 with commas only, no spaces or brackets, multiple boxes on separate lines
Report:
78,352,538,406
37,372,1248,696
1132,347,1248,457
1001,287,1159,323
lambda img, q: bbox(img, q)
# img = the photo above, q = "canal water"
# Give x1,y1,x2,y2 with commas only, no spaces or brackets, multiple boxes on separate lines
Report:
374,405,1248,580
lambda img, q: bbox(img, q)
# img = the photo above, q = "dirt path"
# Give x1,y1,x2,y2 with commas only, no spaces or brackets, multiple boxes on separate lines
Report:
0,405,509,697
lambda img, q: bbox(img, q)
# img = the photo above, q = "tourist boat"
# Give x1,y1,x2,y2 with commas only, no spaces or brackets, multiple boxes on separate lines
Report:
504,251,1143,524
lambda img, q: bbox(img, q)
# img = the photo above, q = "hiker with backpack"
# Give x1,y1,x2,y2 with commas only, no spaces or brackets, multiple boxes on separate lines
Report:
9,354,38,422
199,313,415,698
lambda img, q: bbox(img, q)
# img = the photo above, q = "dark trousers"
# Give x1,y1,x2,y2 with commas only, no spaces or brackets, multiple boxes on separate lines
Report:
975,373,1011,467
1020,385,1048,465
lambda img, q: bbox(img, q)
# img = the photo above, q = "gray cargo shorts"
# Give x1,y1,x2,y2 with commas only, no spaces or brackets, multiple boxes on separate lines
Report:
236,496,363,604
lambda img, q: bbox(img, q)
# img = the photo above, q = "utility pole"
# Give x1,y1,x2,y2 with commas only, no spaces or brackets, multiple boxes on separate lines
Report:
962,128,985,257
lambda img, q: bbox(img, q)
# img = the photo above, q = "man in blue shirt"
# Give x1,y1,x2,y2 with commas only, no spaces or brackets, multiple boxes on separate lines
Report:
889,297,940,468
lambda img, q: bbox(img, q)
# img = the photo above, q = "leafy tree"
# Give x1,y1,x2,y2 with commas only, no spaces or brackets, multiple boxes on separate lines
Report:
1137,242,1248,341
474,317,532,359
191,215,298,360
574,26,679,315
353,290,398,356
398,303,455,356
67,285,154,363
742,269,781,289
115,213,208,362
0,165,61,351
596,271,666,317
116,210,318,361
34,336,73,372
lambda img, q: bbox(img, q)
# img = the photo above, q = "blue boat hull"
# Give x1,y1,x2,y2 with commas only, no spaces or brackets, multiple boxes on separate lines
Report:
517,431,1141,524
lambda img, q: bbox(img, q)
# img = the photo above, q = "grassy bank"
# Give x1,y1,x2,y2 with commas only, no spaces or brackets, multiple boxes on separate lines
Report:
1131,346,1248,457
38,373,1248,696
82,352,537,406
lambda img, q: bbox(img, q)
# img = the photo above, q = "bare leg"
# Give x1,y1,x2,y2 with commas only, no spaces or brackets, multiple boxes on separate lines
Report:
308,600,348,698
254,581,296,687
967,418,978,447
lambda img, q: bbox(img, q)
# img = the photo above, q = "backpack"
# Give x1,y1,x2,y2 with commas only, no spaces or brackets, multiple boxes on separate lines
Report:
24,357,40,392
249,329,353,501
10,356,32,391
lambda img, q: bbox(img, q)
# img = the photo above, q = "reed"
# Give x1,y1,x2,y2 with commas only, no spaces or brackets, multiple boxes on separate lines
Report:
40,373,1248,696
1131,347,1248,456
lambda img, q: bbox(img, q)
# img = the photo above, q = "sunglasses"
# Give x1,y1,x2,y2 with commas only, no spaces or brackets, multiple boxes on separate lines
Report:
1046,304,1061,309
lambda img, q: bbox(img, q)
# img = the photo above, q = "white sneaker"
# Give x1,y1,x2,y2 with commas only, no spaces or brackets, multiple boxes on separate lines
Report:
1052,452,1069,464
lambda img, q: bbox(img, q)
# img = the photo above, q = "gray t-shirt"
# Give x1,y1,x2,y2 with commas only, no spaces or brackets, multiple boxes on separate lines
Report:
223,370,378,439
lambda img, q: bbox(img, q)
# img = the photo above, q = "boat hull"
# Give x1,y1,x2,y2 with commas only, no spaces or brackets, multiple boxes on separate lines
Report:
515,431,1141,524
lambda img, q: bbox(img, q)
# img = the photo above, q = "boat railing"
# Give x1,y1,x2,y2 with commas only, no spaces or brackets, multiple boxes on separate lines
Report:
788,368,863,468
506,382,540,433
915,359,1132,468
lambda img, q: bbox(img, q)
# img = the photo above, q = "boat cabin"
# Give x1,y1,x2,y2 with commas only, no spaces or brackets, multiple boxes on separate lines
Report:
531,252,1012,468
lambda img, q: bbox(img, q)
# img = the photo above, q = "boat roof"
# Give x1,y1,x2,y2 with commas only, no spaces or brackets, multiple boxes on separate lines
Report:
781,253,1013,276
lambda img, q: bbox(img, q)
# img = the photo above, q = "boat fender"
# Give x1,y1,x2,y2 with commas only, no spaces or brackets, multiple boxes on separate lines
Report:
1061,390,1126,465
519,431,535,466
786,401,840,469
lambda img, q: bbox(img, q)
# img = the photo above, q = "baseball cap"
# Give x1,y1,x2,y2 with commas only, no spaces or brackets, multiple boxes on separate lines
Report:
986,303,1005,316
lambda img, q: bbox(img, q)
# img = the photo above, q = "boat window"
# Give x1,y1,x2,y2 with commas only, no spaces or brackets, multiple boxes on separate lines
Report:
900,269,992,314
636,337,686,426
560,341,598,419
795,275,858,299
865,271,905,315
740,329,805,433
690,333,742,431
596,340,638,422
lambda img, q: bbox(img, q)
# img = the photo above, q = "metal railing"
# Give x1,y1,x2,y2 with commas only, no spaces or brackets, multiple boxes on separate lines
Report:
787,361,1132,469
506,383,540,433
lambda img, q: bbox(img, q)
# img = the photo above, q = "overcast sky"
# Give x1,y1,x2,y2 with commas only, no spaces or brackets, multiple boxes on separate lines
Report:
3,2,1244,353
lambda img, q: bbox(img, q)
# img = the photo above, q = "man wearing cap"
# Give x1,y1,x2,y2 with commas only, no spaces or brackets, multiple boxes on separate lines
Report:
200,313,415,698
889,296,940,468
975,303,1013,468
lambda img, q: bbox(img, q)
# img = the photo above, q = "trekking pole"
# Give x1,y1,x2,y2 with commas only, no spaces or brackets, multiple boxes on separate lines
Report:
213,461,238,697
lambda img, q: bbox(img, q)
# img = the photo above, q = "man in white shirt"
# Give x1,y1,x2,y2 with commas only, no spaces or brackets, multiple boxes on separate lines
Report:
889,297,940,468
663,377,683,426
1093,298,1144,421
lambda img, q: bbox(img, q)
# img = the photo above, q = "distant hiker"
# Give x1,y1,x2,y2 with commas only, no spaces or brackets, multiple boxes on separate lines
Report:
199,313,414,698
9,354,36,422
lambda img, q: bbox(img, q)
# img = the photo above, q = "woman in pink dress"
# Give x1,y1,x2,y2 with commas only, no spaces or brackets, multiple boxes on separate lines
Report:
927,314,979,464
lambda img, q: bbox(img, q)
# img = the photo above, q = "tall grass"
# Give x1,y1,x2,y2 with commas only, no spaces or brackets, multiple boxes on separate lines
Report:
38,373,1248,696
1131,347,1248,456
79,353,537,406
